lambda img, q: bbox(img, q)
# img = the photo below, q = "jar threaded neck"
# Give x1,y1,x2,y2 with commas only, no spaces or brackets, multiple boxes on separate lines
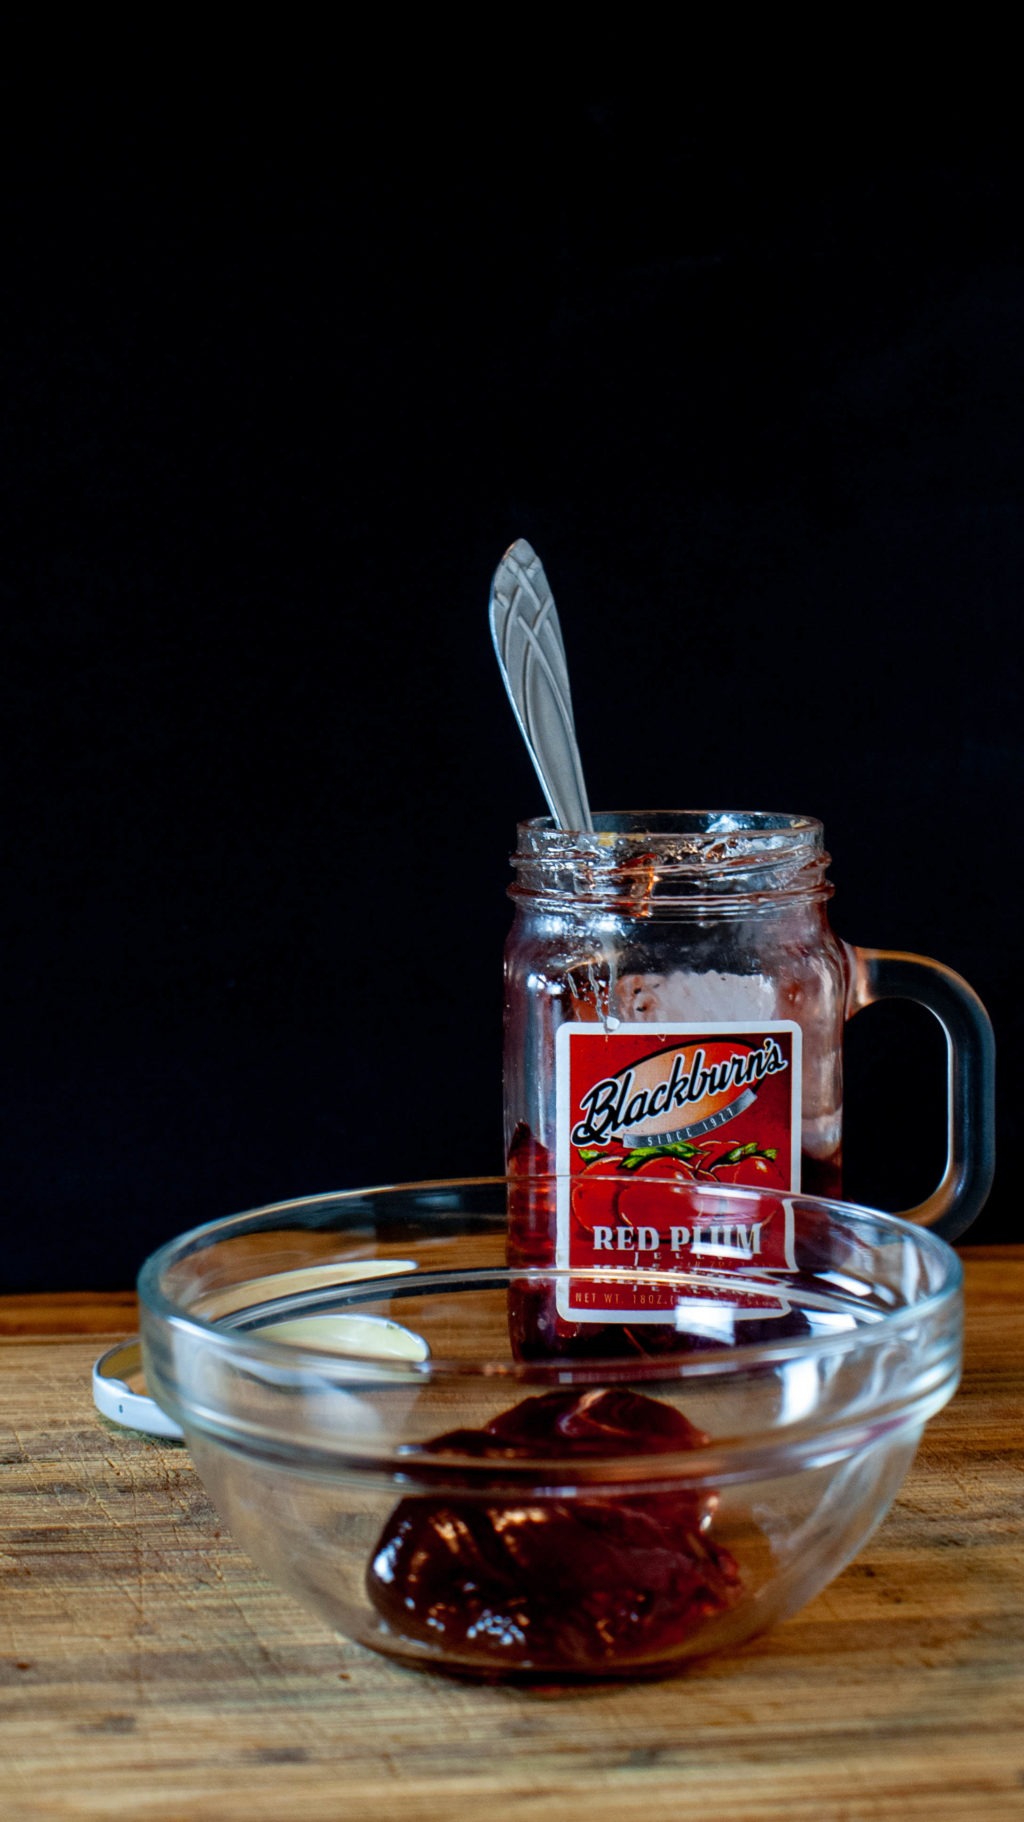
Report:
510,812,832,913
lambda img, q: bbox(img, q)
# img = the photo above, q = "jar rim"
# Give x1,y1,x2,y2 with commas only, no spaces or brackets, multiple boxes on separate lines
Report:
517,810,823,843
511,812,829,905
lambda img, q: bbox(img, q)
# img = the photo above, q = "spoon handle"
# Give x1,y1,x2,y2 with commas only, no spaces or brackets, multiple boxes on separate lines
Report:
489,540,593,832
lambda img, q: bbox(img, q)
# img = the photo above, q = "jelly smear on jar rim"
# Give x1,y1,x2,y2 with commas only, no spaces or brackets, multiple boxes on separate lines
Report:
365,1387,741,1674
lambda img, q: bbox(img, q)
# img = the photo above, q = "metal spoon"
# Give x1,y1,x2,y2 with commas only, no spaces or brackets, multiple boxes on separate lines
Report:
489,539,593,831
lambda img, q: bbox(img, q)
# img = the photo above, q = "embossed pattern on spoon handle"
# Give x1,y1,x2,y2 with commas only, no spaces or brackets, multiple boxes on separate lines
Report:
489,539,593,832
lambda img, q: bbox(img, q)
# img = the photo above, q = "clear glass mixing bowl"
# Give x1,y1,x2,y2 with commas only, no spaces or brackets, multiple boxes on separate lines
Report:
138,1177,962,1680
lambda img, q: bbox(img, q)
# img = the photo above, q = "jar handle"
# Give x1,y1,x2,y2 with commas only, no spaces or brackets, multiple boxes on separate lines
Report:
844,946,995,1241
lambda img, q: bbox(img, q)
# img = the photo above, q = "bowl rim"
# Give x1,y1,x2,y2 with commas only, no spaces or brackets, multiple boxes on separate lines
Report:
138,1174,963,1384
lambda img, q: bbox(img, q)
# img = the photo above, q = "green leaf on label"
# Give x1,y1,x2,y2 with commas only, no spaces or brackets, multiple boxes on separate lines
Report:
721,1141,758,1164
619,1143,699,1172
720,1141,778,1167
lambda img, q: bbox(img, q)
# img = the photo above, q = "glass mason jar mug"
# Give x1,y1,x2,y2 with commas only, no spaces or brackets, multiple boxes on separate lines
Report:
503,813,994,1315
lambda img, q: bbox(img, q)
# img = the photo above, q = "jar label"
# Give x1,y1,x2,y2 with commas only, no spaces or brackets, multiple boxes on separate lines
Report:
554,1021,801,1323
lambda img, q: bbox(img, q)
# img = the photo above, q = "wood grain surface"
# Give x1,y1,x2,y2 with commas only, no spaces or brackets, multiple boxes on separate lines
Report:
1,1251,1021,1822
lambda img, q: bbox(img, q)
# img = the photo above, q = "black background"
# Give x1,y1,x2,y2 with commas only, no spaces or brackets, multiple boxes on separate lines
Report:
3,62,1020,1288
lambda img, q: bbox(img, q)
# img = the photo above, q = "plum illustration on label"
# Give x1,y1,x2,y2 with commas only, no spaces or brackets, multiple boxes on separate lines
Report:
554,1022,801,1323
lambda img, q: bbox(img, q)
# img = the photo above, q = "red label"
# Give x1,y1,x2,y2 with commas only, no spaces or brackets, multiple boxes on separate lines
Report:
554,1022,801,1322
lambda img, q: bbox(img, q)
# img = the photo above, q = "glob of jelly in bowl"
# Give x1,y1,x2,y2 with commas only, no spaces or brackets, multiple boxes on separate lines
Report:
366,1386,741,1675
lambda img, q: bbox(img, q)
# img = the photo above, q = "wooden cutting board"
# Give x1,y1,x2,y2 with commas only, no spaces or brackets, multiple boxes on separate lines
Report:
1,1250,1022,1821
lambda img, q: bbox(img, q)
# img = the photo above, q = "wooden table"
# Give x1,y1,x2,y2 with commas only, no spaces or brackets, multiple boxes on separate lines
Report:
2,1252,1021,1821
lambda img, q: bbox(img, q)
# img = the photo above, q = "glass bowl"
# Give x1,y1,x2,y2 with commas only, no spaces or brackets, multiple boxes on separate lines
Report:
138,1176,962,1681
